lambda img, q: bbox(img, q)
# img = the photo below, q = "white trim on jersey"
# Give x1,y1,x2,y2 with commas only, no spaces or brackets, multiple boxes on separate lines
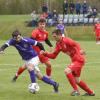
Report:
34,41,38,46
5,43,10,46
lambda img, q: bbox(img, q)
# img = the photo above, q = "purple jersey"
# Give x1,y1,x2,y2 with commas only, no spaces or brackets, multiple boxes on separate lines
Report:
6,38,38,60
56,24,65,34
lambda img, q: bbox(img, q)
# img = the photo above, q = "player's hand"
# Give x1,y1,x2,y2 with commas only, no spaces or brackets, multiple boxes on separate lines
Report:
40,50,47,55
80,50,86,55
40,50,45,55
0,50,4,54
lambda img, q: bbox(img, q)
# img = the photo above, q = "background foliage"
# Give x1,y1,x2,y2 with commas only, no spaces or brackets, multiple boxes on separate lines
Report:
0,0,100,14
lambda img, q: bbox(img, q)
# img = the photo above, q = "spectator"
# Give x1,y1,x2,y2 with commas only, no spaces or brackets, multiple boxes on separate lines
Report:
69,1,75,14
86,6,93,18
40,12,48,19
92,7,98,18
86,6,98,18
82,0,88,15
30,10,38,27
75,1,81,15
52,10,58,26
56,19,65,37
42,3,48,13
63,0,68,15
47,11,53,19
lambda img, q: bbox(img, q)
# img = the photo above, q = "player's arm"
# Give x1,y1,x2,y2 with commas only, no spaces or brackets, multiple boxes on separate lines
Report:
42,45,60,59
45,38,53,47
0,44,8,54
0,39,13,53
29,38,45,51
36,42,45,51
0,39,17,55
45,38,53,52
66,38,85,55
72,42,86,55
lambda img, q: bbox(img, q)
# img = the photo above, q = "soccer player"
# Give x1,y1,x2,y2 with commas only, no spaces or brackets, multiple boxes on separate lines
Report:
94,21,100,44
0,30,59,93
12,19,53,81
56,19,65,37
41,29,95,96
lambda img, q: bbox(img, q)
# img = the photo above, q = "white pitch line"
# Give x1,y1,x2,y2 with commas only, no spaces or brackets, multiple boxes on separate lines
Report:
0,61,100,67
0,64,17,66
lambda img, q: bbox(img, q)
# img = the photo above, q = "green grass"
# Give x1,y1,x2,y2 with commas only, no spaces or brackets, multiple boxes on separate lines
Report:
0,15,96,41
0,40,100,100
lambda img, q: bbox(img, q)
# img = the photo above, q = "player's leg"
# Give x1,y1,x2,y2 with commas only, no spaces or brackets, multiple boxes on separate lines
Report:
72,61,95,96
35,68,59,93
39,54,52,78
44,61,52,78
12,65,26,82
27,63,36,83
26,56,40,83
64,67,79,96
75,77,95,96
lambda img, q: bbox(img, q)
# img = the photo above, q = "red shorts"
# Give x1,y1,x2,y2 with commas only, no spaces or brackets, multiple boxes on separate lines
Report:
68,61,84,77
39,54,49,63
95,31,100,41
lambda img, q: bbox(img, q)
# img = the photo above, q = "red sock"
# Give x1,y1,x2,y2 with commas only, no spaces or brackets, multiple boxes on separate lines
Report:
16,67,26,77
46,67,51,77
77,80,93,94
66,73,78,91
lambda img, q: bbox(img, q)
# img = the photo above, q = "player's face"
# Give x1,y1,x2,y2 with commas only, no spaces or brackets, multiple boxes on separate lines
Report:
52,33,61,41
13,35,22,42
38,22,46,30
59,20,63,24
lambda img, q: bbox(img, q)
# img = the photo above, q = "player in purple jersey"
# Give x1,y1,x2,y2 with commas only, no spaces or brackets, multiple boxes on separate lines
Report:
0,30,59,93
56,19,65,37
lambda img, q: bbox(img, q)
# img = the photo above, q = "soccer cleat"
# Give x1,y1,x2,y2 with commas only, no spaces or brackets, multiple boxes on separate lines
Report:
53,82,59,93
82,92,95,96
12,75,18,82
71,90,80,96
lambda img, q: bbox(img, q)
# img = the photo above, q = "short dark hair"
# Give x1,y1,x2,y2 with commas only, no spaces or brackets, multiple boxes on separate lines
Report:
38,18,46,23
52,29,62,35
12,30,21,38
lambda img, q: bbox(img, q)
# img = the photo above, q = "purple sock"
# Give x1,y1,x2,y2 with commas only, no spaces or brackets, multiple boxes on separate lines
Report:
42,76,56,86
29,70,36,83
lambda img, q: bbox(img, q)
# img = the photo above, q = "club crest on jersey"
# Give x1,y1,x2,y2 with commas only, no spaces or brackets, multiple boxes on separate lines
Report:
44,34,46,38
64,44,67,48
39,34,42,37
23,44,28,48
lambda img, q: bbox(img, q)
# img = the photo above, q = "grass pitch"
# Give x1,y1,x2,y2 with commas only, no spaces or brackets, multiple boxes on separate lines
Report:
0,40,100,100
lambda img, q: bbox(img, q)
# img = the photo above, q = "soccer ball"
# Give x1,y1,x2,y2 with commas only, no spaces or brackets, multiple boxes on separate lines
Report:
28,83,40,93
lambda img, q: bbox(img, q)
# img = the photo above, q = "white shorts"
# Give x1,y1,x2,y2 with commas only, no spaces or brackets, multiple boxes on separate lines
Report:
24,56,40,72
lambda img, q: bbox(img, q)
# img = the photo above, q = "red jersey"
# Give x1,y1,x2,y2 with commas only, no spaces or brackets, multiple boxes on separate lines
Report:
94,23,100,34
45,37,85,62
31,28,48,53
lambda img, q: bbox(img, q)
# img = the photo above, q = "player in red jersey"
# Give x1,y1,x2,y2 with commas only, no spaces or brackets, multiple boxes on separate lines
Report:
30,18,53,77
94,21,100,44
12,19,53,82
41,29,95,96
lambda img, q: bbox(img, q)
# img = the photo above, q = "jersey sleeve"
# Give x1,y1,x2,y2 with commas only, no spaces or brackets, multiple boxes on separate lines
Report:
45,31,49,40
28,38,37,46
44,44,60,59
5,39,15,46
65,38,81,50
